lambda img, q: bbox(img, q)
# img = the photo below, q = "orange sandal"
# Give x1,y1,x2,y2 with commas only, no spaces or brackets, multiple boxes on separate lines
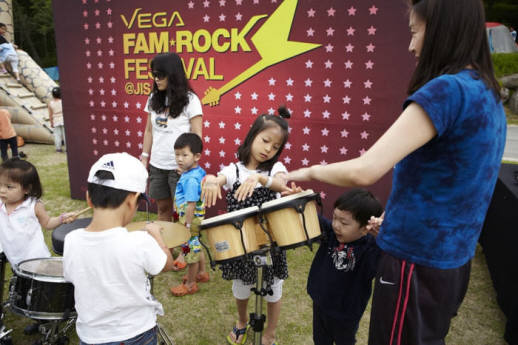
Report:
170,282,199,297
172,259,187,271
182,272,210,284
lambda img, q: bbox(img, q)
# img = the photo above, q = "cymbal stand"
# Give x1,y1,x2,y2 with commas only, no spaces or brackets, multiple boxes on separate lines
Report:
250,248,273,345
149,276,175,345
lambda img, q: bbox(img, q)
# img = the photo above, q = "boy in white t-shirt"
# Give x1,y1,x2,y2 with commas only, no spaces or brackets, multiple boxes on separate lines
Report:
63,153,175,345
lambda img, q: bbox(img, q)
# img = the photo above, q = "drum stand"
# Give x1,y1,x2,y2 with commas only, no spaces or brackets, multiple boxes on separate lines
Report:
34,318,76,345
149,276,175,345
249,248,274,345
0,254,13,345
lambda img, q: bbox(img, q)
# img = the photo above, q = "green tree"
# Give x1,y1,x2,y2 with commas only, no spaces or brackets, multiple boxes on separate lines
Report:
12,0,57,67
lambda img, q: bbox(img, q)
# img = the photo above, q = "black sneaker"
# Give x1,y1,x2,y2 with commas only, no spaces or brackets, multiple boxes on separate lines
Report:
23,322,39,335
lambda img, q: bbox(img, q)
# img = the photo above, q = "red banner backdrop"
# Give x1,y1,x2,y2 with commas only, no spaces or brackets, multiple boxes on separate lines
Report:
53,0,414,216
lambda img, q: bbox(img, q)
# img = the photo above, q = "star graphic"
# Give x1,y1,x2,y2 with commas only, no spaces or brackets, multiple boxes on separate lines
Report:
363,96,372,105
235,13,242,21
344,60,353,69
323,95,331,103
219,0,226,6
340,147,348,155
325,43,334,52
346,26,355,36
304,109,311,118
219,150,226,157
218,121,225,128
324,60,333,69
268,93,275,100
251,92,258,100
302,127,311,135
306,28,315,37
307,8,315,17
304,94,312,102
234,122,241,130
364,80,373,88
251,107,258,115
204,149,211,156
219,13,226,21
286,78,294,86
268,108,275,115
219,137,226,144
234,138,241,145
342,96,351,104
285,93,293,102
369,5,379,15
188,1,194,8
360,131,369,139
327,7,336,16
321,128,329,136
367,26,377,35
235,92,242,99
268,78,276,86
302,143,310,151
234,106,242,114
284,156,291,164
347,6,356,16
343,79,352,88
203,0,210,7
285,142,292,150
362,112,371,121
235,0,242,5
301,158,309,166
323,79,332,87
203,14,210,22
341,129,349,137
305,60,314,68
326,27,335,36
365,60,374,69
321,145,328,153
366,43,375,52
305,78,313,87
345,43,354,52
322,110,330,118
204,136,210,143
84,37,90,44
204,120,211,128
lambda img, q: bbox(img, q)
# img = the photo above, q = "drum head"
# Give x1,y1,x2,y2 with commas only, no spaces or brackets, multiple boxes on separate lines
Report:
126,221,190,248
261,189,317,210
16,258,65,282
200,206,260,229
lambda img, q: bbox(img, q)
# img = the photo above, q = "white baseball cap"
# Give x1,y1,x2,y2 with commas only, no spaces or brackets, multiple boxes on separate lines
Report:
87,152,148,193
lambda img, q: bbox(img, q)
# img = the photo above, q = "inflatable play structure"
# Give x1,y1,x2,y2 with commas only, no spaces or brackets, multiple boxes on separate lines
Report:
486,22,518,53
0,0,56,144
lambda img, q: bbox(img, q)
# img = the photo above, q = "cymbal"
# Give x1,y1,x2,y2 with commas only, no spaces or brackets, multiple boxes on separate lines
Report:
126,221,190,248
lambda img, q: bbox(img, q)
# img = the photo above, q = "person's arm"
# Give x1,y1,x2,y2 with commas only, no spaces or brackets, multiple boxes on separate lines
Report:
201,174,227,207
48,104,54,128
35,201,76,230
140,114,152,166
145,222,176,272
190,115,202,138
287,103,436,186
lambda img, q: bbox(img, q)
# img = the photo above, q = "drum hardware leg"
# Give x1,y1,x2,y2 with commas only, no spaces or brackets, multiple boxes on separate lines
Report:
250,251,273,345
257,212,275,245
231,220,249,257
198,237,216,270
157,322,175,345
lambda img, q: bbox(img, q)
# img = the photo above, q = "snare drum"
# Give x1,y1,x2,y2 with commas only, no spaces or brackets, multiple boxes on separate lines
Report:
52,217,92,255
260,190,321,249
200,206,267,263
9,257,76,320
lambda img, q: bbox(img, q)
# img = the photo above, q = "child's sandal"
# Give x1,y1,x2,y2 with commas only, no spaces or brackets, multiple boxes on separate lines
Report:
226,324,249,345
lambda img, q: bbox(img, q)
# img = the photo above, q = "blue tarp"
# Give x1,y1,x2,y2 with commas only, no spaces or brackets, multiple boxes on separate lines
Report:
43,66,59,81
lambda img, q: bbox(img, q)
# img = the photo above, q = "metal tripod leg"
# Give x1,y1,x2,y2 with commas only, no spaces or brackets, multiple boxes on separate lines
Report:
250,251,273,345
157,322,175,345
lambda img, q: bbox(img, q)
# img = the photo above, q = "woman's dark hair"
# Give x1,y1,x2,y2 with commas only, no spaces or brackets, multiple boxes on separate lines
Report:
87,170,132,208
407,0,500,97
52,87,61,99
237,107,290,172
334,189,384,227
149,53,194,118
0,158,43,199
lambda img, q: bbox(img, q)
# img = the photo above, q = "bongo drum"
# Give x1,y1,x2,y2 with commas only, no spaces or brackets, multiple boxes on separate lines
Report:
260,190,321,249
200,206,265,264
9,257,76,320
126,221,191,248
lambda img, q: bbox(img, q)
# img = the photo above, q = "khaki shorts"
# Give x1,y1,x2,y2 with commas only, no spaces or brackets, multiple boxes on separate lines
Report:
148,165,180,200
181,217,202,264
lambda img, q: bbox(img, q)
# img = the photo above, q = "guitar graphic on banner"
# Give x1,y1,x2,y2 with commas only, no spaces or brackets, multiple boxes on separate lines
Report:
202,0,321,106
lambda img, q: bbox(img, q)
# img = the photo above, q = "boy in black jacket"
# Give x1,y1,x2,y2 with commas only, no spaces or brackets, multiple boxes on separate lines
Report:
308,188,384,345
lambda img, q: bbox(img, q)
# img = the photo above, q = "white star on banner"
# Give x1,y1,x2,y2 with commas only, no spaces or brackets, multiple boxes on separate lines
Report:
251,107,258,115
234,122,241,130
204,162,211,169
284,156,291,164
268,93,275,100
234,138,241,145
234,106,242,114
304,109,311,118
301,158,309,166
305,60,313,68
251,92,258,100
204,120,210,128
268,108,275,114
285,142,291,149
302,127,310,135
219,137,226,144
286,93,293,102
340,147,348,155
219,121,225,128
305,78,313,87
286,78,294,86
219,150,226,157
302,143,310,151
321,145,328,153
204,136,210,143
204,149,211,155
323,79,332,87
321,128,329,136
304,94,312,102
322,110,330,119
268,78,276,86
341,129,349,137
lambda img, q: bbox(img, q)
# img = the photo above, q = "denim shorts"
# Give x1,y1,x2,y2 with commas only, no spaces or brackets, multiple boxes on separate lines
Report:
148,165,180,200
79,326,157,345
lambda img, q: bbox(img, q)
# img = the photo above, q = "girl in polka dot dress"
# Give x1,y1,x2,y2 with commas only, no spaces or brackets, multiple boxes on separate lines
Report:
203,107,292,345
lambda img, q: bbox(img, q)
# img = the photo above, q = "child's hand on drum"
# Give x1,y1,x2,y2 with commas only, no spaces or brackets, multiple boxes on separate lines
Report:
202,175,222,208
234,174,261,202
366,212,384,237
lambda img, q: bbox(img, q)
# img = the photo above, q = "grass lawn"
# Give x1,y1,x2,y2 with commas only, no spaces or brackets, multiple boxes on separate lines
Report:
1,144,510,345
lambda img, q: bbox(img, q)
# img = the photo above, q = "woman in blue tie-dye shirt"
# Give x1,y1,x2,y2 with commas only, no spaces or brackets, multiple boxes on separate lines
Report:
287,1,506,344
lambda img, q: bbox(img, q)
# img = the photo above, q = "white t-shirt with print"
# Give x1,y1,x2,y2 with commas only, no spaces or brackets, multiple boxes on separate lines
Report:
219,161,288,191
145,92,202,170
0,198,51,265
63,227,167,344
